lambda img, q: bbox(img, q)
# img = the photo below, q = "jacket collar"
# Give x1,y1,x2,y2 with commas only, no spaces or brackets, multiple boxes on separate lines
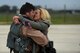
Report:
23,16,33,21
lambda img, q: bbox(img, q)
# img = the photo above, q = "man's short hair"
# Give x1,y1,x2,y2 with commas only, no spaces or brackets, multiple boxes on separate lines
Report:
20,2,35,14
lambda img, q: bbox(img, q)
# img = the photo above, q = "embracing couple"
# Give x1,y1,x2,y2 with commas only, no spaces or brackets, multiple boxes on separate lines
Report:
7,2,51,53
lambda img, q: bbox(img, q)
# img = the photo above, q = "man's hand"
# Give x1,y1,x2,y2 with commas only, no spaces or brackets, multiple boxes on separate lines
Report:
13,16,20,24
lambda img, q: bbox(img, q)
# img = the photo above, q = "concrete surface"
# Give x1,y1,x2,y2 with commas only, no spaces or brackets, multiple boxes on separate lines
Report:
0,25,80,53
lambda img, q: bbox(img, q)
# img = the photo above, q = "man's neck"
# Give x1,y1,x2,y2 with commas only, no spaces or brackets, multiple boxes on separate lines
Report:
22,15,28,17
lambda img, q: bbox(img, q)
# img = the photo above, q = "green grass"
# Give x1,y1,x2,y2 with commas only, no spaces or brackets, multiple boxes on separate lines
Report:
0,13,80,24
0,13,15,24
51,13,80,24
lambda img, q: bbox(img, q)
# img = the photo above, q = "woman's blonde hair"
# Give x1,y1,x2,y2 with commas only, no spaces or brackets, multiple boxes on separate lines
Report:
39,8,51,23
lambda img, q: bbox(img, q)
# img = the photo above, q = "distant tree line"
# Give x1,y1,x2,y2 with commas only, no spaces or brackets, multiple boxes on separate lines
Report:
0,5,80,14
0,5,54,14
0,5,18,13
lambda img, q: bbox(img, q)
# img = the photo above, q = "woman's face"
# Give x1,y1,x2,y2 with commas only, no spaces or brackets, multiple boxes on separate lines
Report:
33,9,41,20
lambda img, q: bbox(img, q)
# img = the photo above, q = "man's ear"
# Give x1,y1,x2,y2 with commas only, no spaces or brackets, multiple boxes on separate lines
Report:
26,13,29,16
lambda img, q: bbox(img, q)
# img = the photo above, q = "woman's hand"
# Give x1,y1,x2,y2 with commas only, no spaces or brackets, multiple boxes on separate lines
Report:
13,16,20,24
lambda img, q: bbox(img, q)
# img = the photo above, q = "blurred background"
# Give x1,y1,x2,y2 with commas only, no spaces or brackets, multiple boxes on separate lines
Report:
0,0,80,53
0,0,80,24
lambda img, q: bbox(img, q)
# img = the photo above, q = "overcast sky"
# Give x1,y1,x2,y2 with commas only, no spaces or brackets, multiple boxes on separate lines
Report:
0,0,80,10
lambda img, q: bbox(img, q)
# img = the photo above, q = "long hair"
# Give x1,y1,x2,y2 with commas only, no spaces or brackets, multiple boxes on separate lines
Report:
39,8,51,23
